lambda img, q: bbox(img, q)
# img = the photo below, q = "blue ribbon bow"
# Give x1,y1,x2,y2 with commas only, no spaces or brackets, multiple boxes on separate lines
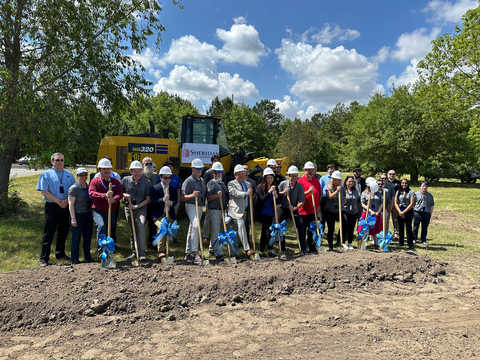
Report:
309,221,324,248
357,215,377,242
269,220,287,247
376,231,393,252
214,227,238,255
98,234,115,262
152,217,179,246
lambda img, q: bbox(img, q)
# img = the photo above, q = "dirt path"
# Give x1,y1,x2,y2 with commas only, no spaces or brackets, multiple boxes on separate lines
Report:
1,251,479,359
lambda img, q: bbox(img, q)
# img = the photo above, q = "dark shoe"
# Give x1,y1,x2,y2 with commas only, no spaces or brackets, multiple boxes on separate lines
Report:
216,255,224,262
268,249,278,257
56,254,71,261
84,257,94,263
40,260,48,267
408,245,415,250
72,260,80,265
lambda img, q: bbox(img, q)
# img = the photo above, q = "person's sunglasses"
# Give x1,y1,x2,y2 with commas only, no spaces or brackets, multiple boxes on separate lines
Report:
144,163,152,166
79,173,88,176
54,159,64,162
163,176,171,179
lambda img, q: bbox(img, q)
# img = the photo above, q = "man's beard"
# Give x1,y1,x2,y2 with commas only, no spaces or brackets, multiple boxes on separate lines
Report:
144,166,154,178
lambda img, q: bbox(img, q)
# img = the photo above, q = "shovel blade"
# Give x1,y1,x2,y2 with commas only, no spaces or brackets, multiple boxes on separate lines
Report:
316,246,327,254
202,259,210,266
224,257,237,265
102,257,116,269
251,253,261,261
161,257,175,265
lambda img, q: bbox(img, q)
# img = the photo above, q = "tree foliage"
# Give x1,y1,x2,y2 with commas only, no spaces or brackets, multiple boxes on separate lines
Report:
0,0,175,194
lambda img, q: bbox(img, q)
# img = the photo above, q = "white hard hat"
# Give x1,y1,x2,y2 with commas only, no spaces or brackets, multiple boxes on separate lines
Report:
368,181,379,193
287,165,299,175
76,167,88,176
212,161,224,172
304,161,315,170
332,170,342,180
129,160,143,170
159,166,172,175
234,164,245,174
263,167,275,177
98,158,112,169
266,158,278,166
365,176,376,186
191,158,204,169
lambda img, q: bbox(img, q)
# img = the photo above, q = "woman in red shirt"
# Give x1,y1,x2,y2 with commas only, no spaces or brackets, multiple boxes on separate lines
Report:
297,161,321,254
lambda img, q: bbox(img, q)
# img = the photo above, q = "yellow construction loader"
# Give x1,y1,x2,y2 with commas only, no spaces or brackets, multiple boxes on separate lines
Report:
97,114,289,179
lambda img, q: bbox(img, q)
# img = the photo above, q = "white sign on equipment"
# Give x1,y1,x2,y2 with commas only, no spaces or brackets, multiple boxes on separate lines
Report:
181,143,219,164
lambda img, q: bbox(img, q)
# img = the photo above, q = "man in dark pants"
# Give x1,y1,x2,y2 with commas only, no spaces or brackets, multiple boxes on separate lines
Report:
143,156,160,249
36,152,76,266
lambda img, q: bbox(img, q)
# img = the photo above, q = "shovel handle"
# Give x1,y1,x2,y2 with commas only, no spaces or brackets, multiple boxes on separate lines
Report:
107,183,112,238
249,192,256,253
195,196,204,262
382,188,386,242
273,191,282,255
338,189,343,246
219,198,232,258
287,192,301,251
128,197,139,261
311,192,320,236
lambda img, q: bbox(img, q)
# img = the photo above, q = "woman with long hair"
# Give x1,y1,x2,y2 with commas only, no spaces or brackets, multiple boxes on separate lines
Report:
342,176,361,249
256,167,278,256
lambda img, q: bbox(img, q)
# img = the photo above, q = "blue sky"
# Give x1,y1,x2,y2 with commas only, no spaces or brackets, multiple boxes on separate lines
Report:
131,0,478,118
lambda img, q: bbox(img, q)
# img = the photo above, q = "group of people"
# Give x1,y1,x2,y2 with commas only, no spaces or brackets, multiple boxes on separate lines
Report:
36,152,434,266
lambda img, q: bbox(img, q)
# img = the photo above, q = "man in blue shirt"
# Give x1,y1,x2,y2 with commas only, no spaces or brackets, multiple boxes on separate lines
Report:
319,164,336,229
36,152,76,266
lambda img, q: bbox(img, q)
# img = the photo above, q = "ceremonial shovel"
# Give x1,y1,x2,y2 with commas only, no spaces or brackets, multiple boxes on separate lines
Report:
311,193,326,253
249,194,261,261
286,192,302,254
219,196,237,265
159,188,175,265
127,197,140,267
195,196,209,266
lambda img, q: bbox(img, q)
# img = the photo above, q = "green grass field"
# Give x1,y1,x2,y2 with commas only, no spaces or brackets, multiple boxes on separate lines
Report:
0,175,478,272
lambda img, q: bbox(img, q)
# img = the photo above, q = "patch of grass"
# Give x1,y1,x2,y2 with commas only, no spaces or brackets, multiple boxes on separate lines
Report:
0,175,479,272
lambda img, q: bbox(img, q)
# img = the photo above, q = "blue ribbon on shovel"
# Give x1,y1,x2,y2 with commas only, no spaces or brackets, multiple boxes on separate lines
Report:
214,227,238,255
98,234,115,266
309,221,324,248
152,216,179,246
357,215,377,242
269,220,287,247
377,231,393,252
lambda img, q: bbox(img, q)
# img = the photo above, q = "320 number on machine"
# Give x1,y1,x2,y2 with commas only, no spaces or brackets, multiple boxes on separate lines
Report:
128,143,155,153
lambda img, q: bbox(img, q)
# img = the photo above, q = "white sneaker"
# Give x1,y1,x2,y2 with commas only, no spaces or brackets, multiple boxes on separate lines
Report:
348,244,354,250
193,254,202,265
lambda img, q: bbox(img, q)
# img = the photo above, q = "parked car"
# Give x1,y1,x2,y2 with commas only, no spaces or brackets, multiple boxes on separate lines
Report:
17,156,32,165
459,171,480,184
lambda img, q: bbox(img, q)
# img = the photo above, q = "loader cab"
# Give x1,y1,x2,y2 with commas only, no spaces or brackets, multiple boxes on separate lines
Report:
179,115,232,179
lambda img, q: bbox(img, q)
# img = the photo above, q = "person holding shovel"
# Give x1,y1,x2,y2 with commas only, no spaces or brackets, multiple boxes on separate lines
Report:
278,165,305,253
298,161,321,253
182,158,207,265
358,180,383,246
324,171,344,251
206,162,229,258
394,179,416,249
228,164,255,257
122,160,152,262
151,166,178,260
256,167,278,257
342,176,361,249
89,158,123,243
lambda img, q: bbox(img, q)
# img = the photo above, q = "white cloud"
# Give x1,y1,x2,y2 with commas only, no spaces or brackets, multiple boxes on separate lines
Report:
372,46,390,64
130,48,163,78
297,105,319,120
153,65,258,103
216,19,268,66
387,58,421,87
424,0,477,23
391,27,441,61
273,96,301,119
309,24,360,44
275,39,380,109
159,35,219,70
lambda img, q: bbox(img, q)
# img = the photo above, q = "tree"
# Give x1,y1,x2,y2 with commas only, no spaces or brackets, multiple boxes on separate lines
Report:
417,3,480,168
275,119,335,169
222,104,269,156
0,0,176,195
207,96,234,118
252,99,286,155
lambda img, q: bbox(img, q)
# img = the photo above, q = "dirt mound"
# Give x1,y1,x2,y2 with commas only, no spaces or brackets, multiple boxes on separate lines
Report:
0,251,446,333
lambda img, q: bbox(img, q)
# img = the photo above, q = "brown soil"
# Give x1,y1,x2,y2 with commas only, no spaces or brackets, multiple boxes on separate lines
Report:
0,251,479,359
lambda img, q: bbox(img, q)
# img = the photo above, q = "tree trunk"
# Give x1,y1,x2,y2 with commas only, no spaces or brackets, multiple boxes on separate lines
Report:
0,153,14,197
410,171,419,185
